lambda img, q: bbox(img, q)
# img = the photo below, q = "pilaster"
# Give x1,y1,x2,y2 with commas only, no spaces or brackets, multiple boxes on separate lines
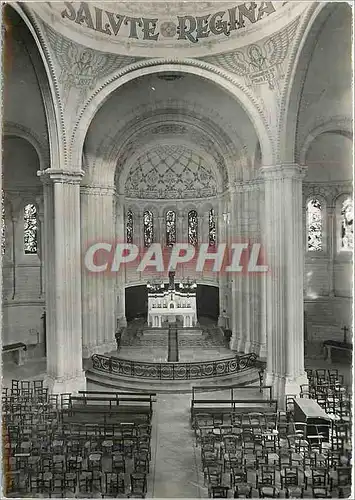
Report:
81,185,117,357
115,193,127,328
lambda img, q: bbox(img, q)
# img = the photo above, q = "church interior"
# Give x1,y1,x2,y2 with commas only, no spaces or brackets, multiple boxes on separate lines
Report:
1,1,353,498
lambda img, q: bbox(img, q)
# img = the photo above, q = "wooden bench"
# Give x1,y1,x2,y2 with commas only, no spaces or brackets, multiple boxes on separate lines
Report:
2,343,27,365
323,340,352,363
190,398,278,422
63,395,153,423
78,390,157,402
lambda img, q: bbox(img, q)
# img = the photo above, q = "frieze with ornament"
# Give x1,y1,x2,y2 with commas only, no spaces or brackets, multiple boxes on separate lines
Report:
60,1,287,43
202,16,300,90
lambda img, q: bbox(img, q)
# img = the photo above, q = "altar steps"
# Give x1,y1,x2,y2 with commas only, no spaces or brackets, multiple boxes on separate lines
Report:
85,366,259,393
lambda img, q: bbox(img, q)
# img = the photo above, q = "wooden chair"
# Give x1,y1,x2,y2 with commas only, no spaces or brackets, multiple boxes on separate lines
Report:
258,486,280,498
128,472,147,498
230,467,247,487
311,486,332,498
256,465,277,490
204,464,223,487
103,472,125,498
209,485,229,498
134,452,150,473
280,467,304,498
64,472,77,494
78,471,94,495
329,466,352,490
233,483,253,498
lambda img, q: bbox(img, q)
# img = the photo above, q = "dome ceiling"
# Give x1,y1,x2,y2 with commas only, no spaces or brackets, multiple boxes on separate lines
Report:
29,2,307,57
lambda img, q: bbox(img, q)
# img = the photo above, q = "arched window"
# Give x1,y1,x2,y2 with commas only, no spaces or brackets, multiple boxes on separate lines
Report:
340,197,353,251
306,199,323,251
126,209,133,244
24,203,38,254
166,210,176,246
209,208,216,246
188,210,198,246
143,210,154,247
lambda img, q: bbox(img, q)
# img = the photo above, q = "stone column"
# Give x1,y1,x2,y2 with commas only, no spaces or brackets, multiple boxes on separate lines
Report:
39,170,86,394
229,184,244,351
115,194,127,328
260,164,308,404
242,185,264,357
81,185,116,357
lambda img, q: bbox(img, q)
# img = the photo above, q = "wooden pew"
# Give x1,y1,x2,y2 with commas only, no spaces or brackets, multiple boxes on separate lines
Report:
78,390,157,402
2,343,27,366
190,398,278,423
323,340,352,363
62,395,154,424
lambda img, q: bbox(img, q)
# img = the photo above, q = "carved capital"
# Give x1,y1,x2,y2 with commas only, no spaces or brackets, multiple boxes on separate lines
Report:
80,185,115,196
260,163,307,181
38,168,84,185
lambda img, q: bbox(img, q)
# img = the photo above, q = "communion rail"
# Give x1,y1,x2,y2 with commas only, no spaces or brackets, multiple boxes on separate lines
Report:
91,353,260,380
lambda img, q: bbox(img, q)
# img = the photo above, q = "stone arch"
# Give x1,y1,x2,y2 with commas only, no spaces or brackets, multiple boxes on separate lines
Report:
4,4,63,169
3,123,48,171
86,103,240,190
278,2,340,163
299,118,353,165
73,60,274,172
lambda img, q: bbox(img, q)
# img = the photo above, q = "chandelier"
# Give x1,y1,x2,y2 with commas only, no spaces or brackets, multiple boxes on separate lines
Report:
147,278,164,293
178,277,197,292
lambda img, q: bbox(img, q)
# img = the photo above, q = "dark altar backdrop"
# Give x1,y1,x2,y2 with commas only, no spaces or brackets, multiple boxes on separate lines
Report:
196,284,219,321
125,285,148,321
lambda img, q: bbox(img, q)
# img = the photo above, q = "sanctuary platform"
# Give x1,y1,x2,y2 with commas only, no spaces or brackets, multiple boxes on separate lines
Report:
118,317,231,363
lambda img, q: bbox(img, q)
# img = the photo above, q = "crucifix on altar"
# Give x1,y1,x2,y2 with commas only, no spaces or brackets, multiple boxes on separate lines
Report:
168,271,175,290
341,325,350,344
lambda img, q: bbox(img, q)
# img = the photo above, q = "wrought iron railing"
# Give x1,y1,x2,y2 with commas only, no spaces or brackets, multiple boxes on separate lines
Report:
91,352,259,380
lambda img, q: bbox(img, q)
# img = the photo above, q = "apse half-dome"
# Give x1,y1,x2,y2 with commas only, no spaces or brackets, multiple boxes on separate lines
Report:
124,144,217,199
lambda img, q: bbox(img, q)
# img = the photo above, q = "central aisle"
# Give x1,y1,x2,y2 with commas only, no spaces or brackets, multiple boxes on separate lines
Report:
151,393,202,498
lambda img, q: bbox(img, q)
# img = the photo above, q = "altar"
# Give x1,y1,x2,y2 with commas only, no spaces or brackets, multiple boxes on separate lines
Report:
147,273,197,328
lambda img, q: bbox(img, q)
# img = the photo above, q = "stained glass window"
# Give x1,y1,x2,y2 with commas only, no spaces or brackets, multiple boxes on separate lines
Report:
24,203,38,254
143,210,153,247
1,191,5,256
166,210,176,246
306,199,322,251
188,210,198,246
209,208,216,246
126,209,133,244
341,197,353,251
